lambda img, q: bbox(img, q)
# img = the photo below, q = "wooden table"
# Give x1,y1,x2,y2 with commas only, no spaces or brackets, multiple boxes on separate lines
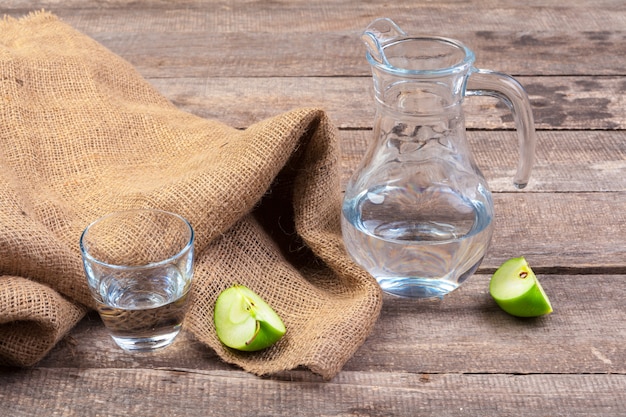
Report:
2,1,625,415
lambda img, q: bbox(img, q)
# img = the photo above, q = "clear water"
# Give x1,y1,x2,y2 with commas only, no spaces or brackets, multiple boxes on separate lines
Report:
342,184,493,298
91,266,191,351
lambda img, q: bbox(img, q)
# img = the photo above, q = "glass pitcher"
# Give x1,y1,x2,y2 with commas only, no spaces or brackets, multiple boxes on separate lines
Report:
341,18,536,299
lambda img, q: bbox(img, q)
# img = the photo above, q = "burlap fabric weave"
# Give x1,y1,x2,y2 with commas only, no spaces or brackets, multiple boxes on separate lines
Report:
0,11,382,379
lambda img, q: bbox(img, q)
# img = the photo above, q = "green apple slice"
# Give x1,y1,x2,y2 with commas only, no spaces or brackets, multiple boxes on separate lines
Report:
489,257,553,317
214,284,286,351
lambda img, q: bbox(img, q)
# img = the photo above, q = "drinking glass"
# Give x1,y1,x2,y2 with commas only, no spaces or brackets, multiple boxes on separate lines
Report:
80,209,194,351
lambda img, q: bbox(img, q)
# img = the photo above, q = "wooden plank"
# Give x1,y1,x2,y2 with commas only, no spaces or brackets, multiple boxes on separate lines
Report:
3,0,626,33
477,193,626,270
1,368,624,417
5,0,624,9
85,31,626,78
31,274,625,375
146,76,626,130
3,6,625,77
340,130,626,193
32,312,234,372
347,274,626,374
340,137,626,269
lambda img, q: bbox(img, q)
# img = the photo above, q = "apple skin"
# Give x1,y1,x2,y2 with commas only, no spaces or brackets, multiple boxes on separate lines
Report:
214,285,286,352
489,257,553,318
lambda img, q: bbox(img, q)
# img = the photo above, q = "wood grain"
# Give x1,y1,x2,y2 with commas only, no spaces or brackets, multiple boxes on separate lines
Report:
72,31,626,78
2,368,625,417
3,2,626,78
340,130,626,192
32,274,625,375
1,0,625,416
4,0,626,33
143,76,626,130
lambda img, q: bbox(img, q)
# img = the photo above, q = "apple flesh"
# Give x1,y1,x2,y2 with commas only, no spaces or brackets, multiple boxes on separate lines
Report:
489,257,553,317
214,284,286,351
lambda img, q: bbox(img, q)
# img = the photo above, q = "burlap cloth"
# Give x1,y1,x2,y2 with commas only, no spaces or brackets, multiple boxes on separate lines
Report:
0,11,382,379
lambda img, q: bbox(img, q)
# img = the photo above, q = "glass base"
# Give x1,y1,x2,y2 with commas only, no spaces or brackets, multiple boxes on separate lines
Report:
376,261,480,299
110,329,181,352
377,277,459,299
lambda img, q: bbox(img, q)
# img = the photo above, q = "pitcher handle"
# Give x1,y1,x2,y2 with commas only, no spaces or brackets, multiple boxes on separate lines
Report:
466,69,536,189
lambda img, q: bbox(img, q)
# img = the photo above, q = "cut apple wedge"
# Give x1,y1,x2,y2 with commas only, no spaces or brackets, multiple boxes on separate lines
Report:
489,257,553,317
214,284,286,351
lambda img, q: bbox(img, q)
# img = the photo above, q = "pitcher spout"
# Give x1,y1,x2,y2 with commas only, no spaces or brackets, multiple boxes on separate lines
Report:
361,18,407,66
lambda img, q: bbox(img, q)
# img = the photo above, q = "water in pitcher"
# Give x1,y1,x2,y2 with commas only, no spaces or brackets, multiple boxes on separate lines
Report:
342,182,493,298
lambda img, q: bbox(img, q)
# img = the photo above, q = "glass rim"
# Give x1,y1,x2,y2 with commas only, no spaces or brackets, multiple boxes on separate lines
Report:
366,36,476,77
79,208,195,270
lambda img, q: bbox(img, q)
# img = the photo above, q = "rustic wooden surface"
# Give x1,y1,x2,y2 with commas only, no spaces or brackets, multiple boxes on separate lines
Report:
2,0,625,416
